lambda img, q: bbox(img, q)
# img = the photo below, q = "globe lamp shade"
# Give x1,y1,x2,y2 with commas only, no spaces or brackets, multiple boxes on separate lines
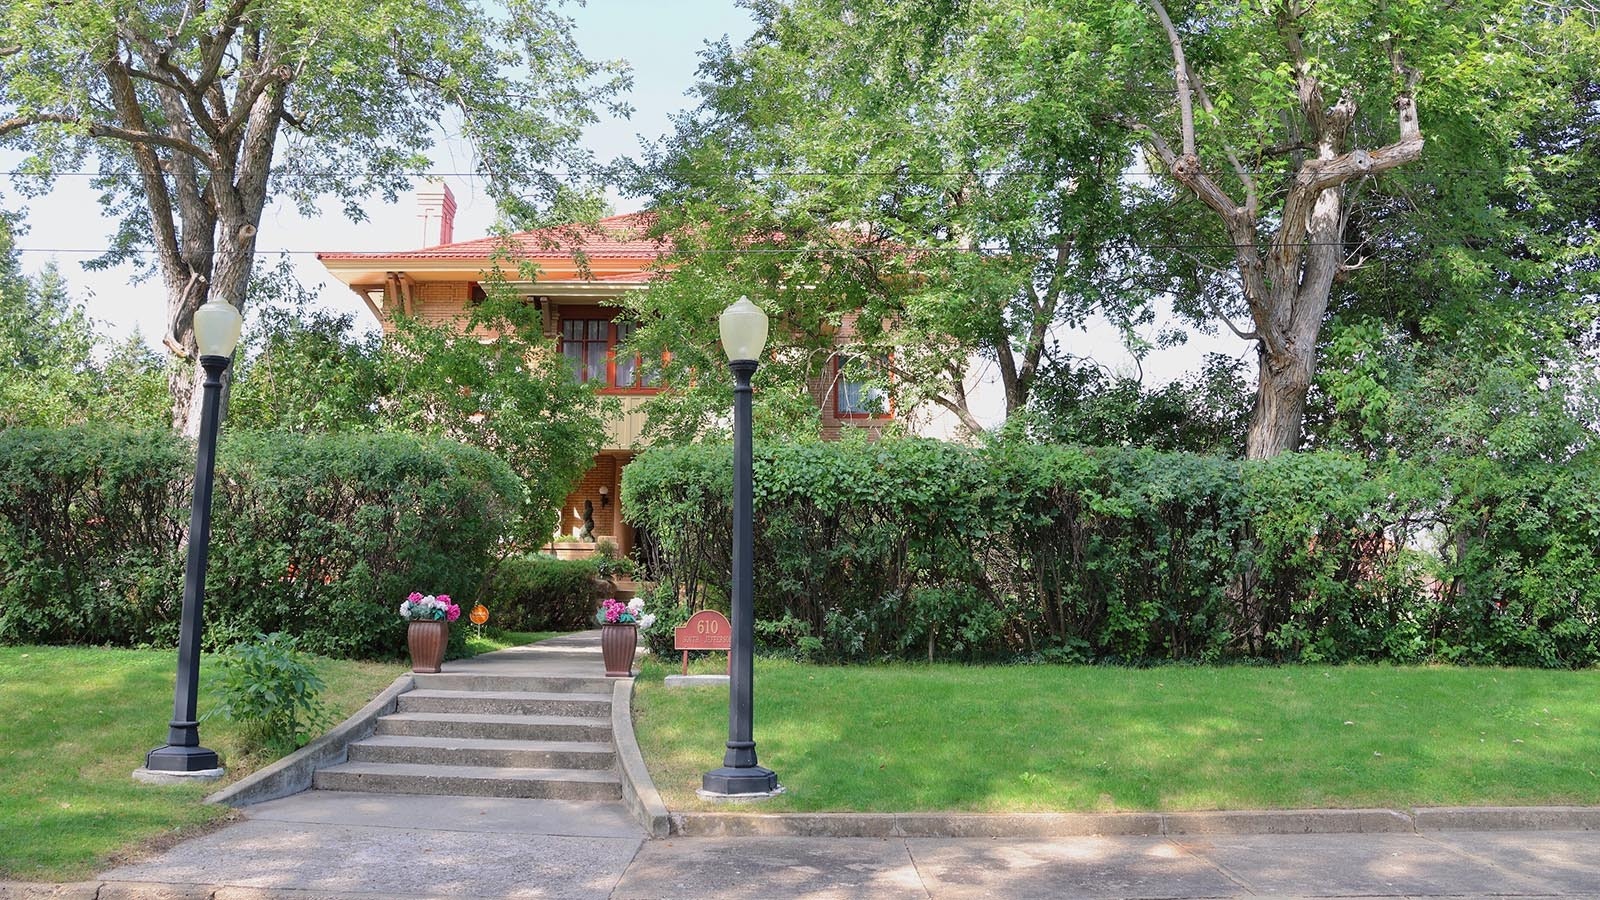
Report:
193,300,244,358
718,297,769,363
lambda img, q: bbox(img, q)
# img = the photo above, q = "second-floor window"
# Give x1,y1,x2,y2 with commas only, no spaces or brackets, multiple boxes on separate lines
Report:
561,316,660,391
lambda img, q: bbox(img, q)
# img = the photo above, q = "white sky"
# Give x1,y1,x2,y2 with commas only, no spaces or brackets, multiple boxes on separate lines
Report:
4,0,1241,398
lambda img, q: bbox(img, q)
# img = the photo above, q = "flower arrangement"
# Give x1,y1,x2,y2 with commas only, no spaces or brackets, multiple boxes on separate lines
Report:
596,597,655,629
400,592,461,623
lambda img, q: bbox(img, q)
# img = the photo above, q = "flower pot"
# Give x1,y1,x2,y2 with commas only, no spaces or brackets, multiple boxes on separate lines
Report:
601,623,638,677
407,619,449,673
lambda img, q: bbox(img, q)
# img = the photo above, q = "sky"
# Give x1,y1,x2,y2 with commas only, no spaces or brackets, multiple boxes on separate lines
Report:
4,0,1241,401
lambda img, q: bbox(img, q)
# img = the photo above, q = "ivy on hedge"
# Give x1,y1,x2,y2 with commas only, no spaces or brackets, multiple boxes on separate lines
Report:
623,439,1600,667
0,427,522,658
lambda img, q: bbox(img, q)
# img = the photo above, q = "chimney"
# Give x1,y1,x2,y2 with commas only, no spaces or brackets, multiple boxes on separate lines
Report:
416,179,457,247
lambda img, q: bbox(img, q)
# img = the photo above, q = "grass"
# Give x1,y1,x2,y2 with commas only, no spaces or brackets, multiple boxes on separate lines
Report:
633,655,1600,813
0,645,402,881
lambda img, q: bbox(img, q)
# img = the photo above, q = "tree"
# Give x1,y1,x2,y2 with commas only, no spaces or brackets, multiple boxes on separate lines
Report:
1119,0,1599,458
0,213,169,427
228,274,609,540
624,0,1150,439
1287,4,1600,460
0,0,627,433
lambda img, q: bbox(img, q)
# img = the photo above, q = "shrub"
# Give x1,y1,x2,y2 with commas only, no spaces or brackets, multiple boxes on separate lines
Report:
0,427,188,646
210,632,331,757
641,584,699,661
205,432,520,658
0,427,522,658
488,554,603,631
624,438,1600,667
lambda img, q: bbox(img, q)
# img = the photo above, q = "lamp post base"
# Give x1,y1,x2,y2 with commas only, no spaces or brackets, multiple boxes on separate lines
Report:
701,765,779,797
144,743,221,773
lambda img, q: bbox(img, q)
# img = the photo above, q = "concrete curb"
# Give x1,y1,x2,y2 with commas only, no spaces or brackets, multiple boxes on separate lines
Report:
667,805,1600,838
1413,806,1600,831
203,674,414,808
612,678,671,838
1,883,523,899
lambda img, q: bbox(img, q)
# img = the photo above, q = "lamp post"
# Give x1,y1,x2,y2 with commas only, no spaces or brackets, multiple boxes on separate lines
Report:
143,299,243,777
702,297,779,796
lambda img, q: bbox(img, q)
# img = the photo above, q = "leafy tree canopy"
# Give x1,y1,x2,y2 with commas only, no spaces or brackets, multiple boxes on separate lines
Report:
229,264,610,540
0,216,169,427
0,0,629,431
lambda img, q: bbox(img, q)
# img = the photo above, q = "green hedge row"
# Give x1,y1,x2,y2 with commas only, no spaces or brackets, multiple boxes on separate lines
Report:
623,440,1600,667
0,427,522,658
487,554,607,631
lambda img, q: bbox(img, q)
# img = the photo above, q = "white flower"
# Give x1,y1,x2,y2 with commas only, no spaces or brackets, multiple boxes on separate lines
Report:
399,601,413,617
627,597,645,614
638,613,657,630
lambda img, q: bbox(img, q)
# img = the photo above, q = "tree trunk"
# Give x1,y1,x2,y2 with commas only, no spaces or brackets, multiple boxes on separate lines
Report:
1245,345,1314,459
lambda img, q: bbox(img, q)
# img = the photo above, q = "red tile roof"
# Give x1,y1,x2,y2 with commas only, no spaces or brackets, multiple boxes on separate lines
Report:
316,212,665,262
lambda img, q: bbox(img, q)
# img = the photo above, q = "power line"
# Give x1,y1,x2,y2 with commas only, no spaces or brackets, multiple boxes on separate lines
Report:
5,240,1461,256
0,166,1578,179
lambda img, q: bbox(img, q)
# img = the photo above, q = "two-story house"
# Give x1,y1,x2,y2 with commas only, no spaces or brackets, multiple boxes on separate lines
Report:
316,184,902,557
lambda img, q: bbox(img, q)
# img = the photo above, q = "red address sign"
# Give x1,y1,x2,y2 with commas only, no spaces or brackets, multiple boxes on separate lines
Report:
674,610,732,651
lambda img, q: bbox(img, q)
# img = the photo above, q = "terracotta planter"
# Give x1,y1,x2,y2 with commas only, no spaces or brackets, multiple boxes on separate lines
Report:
601,623,638,677
407,619,449,673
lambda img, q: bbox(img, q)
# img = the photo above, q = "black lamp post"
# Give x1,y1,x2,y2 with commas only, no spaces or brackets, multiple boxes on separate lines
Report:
702,297,779,796
144,299,243,776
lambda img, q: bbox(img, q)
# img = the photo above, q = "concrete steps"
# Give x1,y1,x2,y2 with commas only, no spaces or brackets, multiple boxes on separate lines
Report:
412,673,614,694
372,711,612,742
348,734,616,770
397,688,611,718
313,671,622,802
315,761,622,801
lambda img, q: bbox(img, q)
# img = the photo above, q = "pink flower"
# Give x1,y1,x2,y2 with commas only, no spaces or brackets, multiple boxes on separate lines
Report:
438,594,451,604
605,606,620,623
447,604,461,622
408,592,424,602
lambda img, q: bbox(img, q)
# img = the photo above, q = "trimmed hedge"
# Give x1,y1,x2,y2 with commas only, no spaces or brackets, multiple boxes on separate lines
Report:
487,554,606,631
0,427,522,658
623,440,1600,667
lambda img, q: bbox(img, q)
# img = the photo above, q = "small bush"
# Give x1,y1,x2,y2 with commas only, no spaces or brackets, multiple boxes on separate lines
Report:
488,554,603,631
641,585,697,660
210,632,330,757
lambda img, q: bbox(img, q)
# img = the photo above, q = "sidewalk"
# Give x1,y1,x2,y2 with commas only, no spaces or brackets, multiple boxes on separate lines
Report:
19,801,1600,899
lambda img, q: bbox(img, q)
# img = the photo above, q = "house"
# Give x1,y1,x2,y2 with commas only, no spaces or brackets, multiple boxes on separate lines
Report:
316,184,931,558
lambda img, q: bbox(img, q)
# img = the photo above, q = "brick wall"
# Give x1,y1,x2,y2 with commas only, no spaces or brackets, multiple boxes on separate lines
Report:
557,455,619,540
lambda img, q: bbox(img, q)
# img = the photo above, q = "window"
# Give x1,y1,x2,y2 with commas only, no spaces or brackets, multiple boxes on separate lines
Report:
614,321,643,388
562,318,610,384
835,354,891,417
560,316,662,391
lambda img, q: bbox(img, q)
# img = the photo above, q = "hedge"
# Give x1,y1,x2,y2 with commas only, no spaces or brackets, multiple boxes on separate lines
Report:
623,440,1600,667
487,554,606,631
0,427,522,658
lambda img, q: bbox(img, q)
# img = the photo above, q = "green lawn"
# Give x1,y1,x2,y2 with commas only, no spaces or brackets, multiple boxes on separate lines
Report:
634,656,1600,813
0,646,403,881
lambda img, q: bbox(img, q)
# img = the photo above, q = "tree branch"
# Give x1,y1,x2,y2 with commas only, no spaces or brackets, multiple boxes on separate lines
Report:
1146,0,1196,157
1190,66,1258,217
0,112,212,163
883,357,987,435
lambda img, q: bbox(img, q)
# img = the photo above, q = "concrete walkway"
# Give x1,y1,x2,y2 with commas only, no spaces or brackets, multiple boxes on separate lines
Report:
16,633,1600,899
